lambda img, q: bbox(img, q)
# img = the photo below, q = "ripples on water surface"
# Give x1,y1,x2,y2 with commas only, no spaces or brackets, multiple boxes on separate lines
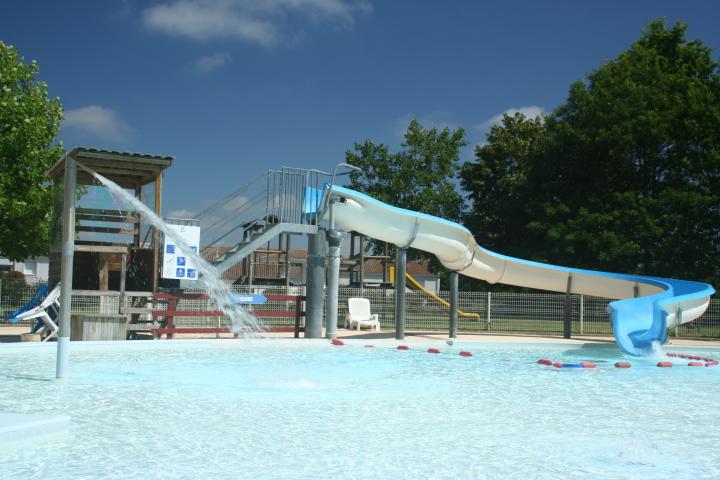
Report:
1,340,718,480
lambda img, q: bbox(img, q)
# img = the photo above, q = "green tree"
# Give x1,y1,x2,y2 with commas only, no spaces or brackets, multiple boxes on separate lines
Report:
346,119,467,268
462,19,720,287
347,119,466,221
0,41,63,261
461,112,545,254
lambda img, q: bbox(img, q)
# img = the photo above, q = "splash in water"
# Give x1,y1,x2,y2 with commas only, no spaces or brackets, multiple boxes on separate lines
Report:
85,167,264,336
649,340,666,359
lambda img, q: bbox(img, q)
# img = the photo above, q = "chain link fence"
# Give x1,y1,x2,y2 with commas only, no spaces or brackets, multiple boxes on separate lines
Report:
2,282,719,338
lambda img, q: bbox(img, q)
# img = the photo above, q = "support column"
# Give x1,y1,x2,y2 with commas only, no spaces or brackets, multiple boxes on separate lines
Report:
285,234,292,287
152,173,162,292
449,271,459,338
98,253,109,291
56,156,77,379
133,184,142,247
563,273,573,339
394,247,407,340
325,228,342,339
118,252,127,315
382,242,389,284
305,230,325,338
359,234,365,291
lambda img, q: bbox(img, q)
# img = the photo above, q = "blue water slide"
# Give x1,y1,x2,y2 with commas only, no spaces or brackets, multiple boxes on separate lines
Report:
313,184,715,356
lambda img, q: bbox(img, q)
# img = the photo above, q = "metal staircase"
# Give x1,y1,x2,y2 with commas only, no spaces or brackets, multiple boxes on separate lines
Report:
198,168,327,276
212,222,317,274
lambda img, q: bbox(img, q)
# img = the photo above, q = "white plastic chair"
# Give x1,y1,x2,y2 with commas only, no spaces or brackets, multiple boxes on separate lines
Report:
345,298,380,331
15,283,61,342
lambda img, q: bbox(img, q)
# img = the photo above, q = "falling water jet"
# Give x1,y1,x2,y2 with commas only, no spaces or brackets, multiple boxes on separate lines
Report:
79,164,265,336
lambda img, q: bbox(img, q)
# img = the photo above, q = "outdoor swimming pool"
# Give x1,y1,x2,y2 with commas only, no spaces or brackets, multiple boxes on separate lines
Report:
1,339,719,479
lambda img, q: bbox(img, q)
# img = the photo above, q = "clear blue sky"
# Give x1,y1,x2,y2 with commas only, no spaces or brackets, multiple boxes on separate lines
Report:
2,1,719,217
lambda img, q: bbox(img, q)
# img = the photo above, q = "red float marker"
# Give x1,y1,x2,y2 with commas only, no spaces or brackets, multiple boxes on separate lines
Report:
615,362,631,368
397,345,409,350
705,361,719,367
364,345,375,348
581,361,596,368
459,351,473,357
688,362,703,367
537,359,553,365
553,362,563,368
657,361,672,368
666,353,677,357
330,338,345,346
427,348,440,354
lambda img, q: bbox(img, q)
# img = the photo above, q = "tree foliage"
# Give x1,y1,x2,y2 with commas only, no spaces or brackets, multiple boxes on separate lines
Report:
462,19,720,287
462,113,545,255
0,42,63,261
347,119,466,221
346,119,466,265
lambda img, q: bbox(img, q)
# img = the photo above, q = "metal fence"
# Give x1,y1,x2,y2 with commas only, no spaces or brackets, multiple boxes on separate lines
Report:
2,282,719,338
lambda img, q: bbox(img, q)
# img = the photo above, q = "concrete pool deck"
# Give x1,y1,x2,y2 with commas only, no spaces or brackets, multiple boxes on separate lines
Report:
2,325,719,348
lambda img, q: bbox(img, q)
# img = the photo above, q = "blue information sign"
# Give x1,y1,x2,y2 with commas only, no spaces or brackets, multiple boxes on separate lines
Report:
228,294,267,305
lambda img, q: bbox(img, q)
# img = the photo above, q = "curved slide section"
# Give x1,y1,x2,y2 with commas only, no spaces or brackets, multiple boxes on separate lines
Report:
321,185,715,356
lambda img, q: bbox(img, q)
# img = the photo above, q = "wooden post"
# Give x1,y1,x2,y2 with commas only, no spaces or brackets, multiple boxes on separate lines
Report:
134,184,142,247
98,253,109,291
152,173,162,292
166,297,176,340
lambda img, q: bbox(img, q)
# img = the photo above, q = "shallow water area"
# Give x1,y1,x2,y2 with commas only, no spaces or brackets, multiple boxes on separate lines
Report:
1,339,719,480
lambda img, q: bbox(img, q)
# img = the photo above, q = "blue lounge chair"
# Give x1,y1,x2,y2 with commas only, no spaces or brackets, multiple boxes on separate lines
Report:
2,284,48,323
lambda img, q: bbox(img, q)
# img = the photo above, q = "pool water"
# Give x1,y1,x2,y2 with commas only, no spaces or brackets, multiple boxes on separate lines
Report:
1,339,719,479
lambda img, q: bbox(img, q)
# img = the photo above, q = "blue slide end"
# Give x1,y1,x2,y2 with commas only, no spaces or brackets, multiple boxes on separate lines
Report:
608,296,667,356
608,277,714,355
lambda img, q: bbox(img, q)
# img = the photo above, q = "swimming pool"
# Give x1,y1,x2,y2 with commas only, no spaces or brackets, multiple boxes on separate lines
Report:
1,339,719,479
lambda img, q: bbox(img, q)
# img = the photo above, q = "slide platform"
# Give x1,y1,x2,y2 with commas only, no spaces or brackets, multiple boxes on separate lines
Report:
316,185,715,356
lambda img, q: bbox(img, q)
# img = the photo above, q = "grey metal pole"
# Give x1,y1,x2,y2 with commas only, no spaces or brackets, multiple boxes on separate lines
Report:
359,234,365,293
563,273,573,339
285,234,291,287
305,230,325,338
394,247,407,340
487,291,491,331
56,156,77,379
449,271,458,338
325,228,342,339
118,252,127,314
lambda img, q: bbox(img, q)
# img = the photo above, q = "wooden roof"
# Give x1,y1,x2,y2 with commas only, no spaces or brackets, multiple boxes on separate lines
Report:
47,147,174,188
